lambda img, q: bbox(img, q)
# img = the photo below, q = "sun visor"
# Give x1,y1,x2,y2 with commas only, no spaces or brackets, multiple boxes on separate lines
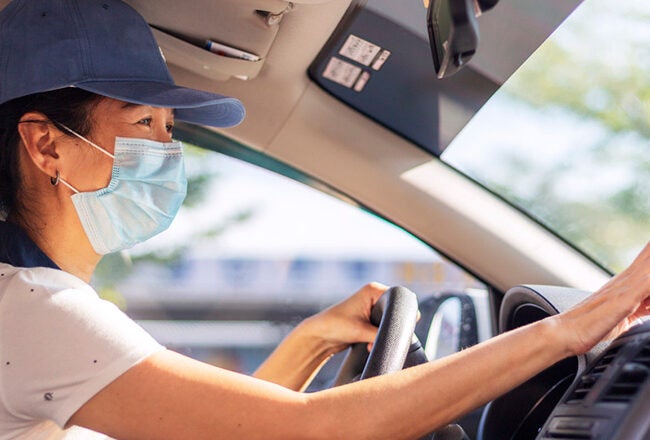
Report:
308,7,499,156
129,0,298,82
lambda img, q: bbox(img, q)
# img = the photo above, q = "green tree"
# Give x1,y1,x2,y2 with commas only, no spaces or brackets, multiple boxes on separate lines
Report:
478,1,650,271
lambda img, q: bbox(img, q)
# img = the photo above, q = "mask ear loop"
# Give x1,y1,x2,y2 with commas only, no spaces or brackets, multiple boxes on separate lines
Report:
55,122,115,160
52,122,109,194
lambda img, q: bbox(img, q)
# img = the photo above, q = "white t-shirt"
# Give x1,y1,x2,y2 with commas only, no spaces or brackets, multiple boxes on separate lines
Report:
0,263,165,439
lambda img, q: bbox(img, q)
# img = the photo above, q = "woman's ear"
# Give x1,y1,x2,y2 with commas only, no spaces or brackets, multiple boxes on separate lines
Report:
16,112,61,178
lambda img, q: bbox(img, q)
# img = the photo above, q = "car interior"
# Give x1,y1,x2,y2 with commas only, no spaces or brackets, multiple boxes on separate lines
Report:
3,0,649,439
127,0,609,292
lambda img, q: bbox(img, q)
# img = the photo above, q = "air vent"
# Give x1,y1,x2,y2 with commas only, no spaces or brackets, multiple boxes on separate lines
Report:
546,416,599,439
600,343,650,403
566,346,621,404
633,343,650,367
546,431,594,439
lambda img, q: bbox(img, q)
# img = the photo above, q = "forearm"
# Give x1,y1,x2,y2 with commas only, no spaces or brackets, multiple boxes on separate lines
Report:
254,308,571,438
69,317,589,440
254,321,334,391
305,316,570,439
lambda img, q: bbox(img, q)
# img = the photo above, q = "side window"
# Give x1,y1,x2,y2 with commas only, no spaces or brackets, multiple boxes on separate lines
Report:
93,145,491,379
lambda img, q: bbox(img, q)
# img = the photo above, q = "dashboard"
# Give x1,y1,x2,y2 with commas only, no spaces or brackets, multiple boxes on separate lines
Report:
539,321,650,439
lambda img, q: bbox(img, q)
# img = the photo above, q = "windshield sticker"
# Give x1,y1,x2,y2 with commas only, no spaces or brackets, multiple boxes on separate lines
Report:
371,49,391,70
322,57,362,88
339,34,382,66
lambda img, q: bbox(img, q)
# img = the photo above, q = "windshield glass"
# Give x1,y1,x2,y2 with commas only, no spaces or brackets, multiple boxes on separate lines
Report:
441,0,650,272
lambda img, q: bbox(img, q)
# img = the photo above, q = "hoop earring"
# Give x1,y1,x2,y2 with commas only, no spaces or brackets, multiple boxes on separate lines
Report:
50,171,60,186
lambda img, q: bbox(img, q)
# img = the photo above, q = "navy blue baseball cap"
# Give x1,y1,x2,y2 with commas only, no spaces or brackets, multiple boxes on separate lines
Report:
0,0,245,128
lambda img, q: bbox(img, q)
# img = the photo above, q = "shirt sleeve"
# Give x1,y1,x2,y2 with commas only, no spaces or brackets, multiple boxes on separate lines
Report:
0,265,165,428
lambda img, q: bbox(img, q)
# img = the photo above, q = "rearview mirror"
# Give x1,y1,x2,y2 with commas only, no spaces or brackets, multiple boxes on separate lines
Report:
426,0,499,79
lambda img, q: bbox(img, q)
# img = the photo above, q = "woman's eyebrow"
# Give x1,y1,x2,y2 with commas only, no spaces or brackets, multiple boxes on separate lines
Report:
120,102,175,117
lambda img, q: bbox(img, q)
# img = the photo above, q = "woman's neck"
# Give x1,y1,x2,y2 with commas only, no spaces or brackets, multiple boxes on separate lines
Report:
8,206,100,283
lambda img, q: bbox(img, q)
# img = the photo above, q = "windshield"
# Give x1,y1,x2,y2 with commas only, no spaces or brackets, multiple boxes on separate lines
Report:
441,0,650,272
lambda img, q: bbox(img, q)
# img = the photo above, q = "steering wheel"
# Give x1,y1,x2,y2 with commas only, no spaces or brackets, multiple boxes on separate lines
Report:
332,286,425,385
331,286,469,440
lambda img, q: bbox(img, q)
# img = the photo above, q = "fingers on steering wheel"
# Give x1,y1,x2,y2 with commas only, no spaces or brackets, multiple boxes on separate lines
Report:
365,282,389,303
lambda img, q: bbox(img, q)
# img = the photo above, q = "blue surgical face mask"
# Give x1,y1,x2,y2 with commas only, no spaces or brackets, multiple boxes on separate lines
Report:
56,124,187,255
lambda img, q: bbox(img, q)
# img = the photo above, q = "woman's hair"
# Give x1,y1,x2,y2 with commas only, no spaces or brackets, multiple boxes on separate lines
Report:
0,88,102,221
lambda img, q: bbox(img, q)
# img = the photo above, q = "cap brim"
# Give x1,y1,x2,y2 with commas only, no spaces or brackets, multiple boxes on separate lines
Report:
76,80,245,128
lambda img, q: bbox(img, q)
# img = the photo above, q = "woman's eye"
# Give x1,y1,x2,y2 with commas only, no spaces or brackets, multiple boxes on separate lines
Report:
138,117,152,126
166,123,174,133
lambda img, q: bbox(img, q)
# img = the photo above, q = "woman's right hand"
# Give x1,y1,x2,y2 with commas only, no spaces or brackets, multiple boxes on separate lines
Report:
555,241,650,356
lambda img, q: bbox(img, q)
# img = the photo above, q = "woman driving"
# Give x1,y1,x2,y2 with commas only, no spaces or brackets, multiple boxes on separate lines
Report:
1,0,649,439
